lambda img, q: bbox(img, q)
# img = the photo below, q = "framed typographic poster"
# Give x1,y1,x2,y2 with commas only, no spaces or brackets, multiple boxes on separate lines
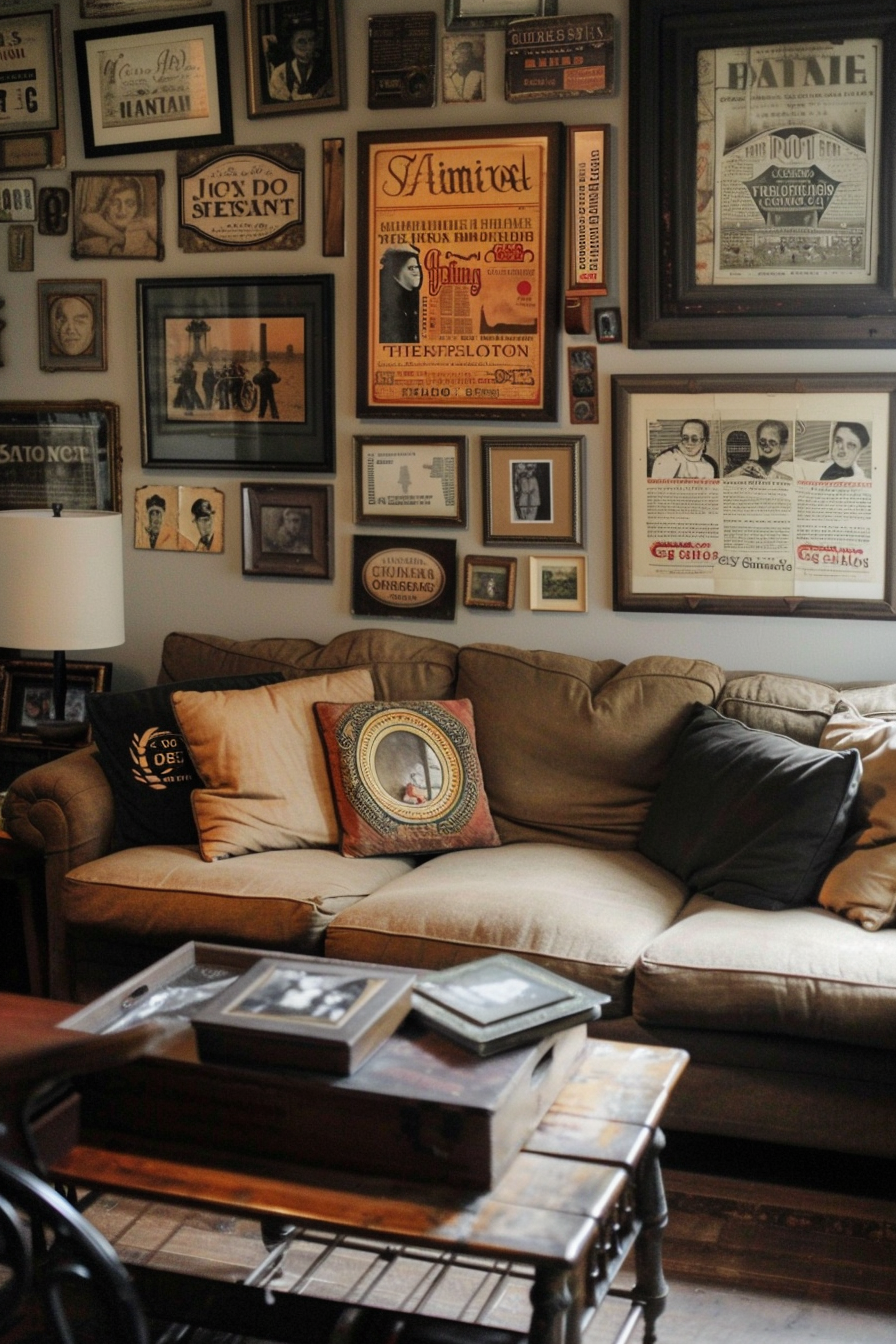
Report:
357,123,563,420
353,436,467,528
177,144,305,252
0,400,121,511
0,7,65,170
612,373,896,619
630,0,896,347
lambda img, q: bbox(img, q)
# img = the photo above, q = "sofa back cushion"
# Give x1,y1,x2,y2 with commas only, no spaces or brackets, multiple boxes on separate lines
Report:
718,672,896,745
455,645,725,848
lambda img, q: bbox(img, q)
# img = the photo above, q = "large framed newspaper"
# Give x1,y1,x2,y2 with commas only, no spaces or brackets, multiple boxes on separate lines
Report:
612,374,896,620
357,123,562,420
629,0,896,347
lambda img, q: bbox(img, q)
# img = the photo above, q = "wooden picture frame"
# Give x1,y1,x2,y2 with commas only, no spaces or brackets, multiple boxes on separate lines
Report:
353,436,467,528
482,435,584,547
73,12,232,158
137,275,335,472
38,279,106,372
71,171,163,261
357,123,563,421
80,2,210,14
463,554,516,609
630,0,896,348
0,658,111,747
612,372,896,619
241,482,333,579
0,7,65,171
0,400,121,510
446,0,557,29
242,0,346,119
529,555,587,611
351,535,457,621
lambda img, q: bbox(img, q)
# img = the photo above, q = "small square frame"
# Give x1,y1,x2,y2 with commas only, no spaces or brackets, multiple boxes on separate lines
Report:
529,555,587,611
38,279,107,372
482,435,584,547
463,555,516,609
71,171,163,262
242,483,333,578
0,658,111,747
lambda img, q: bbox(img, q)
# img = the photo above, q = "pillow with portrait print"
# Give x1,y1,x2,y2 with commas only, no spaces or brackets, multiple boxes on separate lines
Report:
86,672,284,851
313,698,501,859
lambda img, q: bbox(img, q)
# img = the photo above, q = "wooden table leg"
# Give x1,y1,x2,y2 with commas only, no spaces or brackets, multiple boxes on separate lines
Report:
631,1130,669,1344
529,1263,574,1344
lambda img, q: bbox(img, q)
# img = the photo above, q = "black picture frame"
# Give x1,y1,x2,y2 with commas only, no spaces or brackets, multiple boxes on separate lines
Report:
629,0,896,348
0,400,121,510
445,0,557,30
351,535,457,621
137,275,335,472
241,482,333,578
242,0,347,119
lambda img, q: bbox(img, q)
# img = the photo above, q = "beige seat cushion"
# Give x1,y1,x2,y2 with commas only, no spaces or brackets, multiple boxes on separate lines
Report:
634,893,896,1048
61,846,414,953
326,843,689,1015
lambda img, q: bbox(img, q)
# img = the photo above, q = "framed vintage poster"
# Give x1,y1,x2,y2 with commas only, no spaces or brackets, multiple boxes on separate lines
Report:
613,373,896,620
38,279,107,372
242,0,347,119
529,555,587,611
137,275,334,472
73,12,232,158
446,1,557,29
353,436,467,528
351,535,457,621
241,482,333,578
0,659,111,747
482,435,584,546
463,554,516,609
630,0,896,347
505,15,615,102
357,123,563,420
177,145,304,253
0,401,121,510
0,7,65,170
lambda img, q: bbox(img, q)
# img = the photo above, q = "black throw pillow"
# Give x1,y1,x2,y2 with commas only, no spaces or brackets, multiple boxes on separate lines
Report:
87,673,283,849
638,703,862,911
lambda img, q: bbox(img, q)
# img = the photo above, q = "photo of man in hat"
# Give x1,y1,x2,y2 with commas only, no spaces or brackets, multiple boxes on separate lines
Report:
179,490,224,553
135,486,180,551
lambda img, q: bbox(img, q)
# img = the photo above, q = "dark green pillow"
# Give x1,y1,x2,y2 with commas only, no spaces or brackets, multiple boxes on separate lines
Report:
638,703,862,910
87,673,283,849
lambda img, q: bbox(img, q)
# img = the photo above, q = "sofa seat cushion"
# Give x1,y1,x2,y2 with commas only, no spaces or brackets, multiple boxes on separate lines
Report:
60,846,414,953
325,843,689,1016
633,893,896,1048
717,672,896,745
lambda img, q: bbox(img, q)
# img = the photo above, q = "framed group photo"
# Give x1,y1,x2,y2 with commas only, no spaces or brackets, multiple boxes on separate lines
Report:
38,279,106,372
243,0,347,118
241,482,333,578
482,435,584,546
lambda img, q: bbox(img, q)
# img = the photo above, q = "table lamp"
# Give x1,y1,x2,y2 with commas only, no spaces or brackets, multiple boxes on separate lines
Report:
0,506,125,742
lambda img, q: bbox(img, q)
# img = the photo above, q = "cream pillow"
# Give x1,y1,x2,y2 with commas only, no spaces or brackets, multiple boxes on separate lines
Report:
171,668,374,861
818,706,896,931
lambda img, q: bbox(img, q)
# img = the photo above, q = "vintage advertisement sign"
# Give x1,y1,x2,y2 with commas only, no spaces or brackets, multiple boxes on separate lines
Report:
97,33,210,129
178,145,305,251
505,14,614,101
0,405,119,511
358,124,561,420
351,535,457,620
567,124,608,292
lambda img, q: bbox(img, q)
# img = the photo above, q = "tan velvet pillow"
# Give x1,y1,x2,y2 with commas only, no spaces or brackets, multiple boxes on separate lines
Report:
818,707,896,931
171,668,374,861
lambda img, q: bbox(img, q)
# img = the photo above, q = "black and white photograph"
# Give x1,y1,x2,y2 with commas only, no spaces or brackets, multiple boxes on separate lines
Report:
483,436,583,547
38,279,107,372
442,33,485,102
511,460,553,522
596,307,621,342
242,483,333,578
261,503,312,554
230,965,378,1027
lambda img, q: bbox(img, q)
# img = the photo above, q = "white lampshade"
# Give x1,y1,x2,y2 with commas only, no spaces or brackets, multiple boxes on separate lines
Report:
0,509,125,652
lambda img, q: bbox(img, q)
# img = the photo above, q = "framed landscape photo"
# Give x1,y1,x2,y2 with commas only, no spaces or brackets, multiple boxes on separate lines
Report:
482,435,584,546
0,400,121,510
242,482,333,578
38,279,106,372
243,0,347,119
0,658,111,747
612,372,896,620
529,555,587,612
446,0,557,29
73,12,232,157
0,7,65,170
137,275,334,472
463,554,516,609
357,123,563,420
354,436,467,528
630,0,896,347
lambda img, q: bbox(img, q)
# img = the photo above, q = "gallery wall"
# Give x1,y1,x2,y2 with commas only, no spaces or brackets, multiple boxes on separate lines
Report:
5,0,896,692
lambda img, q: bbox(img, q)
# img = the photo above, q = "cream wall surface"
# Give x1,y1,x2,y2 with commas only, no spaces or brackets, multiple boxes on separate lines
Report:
5,0,896,690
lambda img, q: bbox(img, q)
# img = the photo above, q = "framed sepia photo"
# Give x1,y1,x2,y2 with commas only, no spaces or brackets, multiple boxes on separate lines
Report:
612,372,896,620
0,658,111,748
482,435,584,546
446,0,557,29
241,482,333,579
0,7,65,170
0,400,121,510
243,0,347,119
442,31,485,104
354,435,467,528
463,554,516,609
357,123,563,421
71,171,163,261
38,279,106,372
73,12,232,157
134,484,224,553
529,555,587,612
630,0,896,348
137,274,335,472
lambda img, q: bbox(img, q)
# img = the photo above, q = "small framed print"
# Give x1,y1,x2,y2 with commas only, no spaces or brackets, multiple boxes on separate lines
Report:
242,482,333,579
446,0,557,29
71,171,163,261
529,555,587,612
352,535,457,621
38,279,106,372
134,484,224,553
369,12,436,110
8,225,34,272
596,307,622,342
463,554,516,610
0,658,111,747
568,345,598,424
0,179,35,222
442,31,485,103
482,436,584,547
353,436,467,528
243,0,347,119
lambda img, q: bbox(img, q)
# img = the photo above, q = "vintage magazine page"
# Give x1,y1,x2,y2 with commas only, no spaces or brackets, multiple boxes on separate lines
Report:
629,392,889,602
696,38,881,286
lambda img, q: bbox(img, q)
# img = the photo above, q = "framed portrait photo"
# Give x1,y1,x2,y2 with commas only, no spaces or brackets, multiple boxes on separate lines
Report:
71,171,163,261
463,554,516,610
73,12,232,157
38,279,106,372
0,7,65,170
243,0,347,119
529,555,587,612
353,436,467,528
241,482,333,579
0,658,111,748
137,274,335,472
482,435,584,547
0,401,121,511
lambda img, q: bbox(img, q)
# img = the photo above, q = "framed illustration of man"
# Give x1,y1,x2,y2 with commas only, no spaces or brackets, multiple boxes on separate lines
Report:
243,0,347,118
38,279,107,371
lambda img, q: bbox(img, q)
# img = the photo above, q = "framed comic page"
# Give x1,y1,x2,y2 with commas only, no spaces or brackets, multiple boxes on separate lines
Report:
357,123,563,420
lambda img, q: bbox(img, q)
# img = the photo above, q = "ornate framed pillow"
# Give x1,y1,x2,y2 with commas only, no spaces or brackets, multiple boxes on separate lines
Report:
314,699,500,858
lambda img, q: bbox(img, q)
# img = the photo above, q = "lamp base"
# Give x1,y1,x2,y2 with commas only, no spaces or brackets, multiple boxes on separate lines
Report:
33,719,88,745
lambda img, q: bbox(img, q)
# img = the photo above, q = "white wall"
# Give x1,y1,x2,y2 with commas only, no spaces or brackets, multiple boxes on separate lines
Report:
7,0,896,691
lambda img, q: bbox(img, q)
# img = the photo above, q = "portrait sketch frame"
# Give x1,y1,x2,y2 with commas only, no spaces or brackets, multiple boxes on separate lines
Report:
482,435,584,547
613,372,896,620
630,0,896,348
38,279,106,372
242,0,347,119
463,554,516,609
71,171,164,262
73,12,232,158
0,400,121,511
241,482,333,579
137,274,335,472
446,0,557,29
529,555,587,612
353,436,467,528
0,7,65,171
0,658,111,748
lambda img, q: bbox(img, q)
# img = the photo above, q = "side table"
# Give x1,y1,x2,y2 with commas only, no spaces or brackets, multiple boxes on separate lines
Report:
0,825,45,997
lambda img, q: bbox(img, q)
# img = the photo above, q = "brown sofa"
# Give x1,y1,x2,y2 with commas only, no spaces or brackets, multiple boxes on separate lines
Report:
5,628,896,1158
